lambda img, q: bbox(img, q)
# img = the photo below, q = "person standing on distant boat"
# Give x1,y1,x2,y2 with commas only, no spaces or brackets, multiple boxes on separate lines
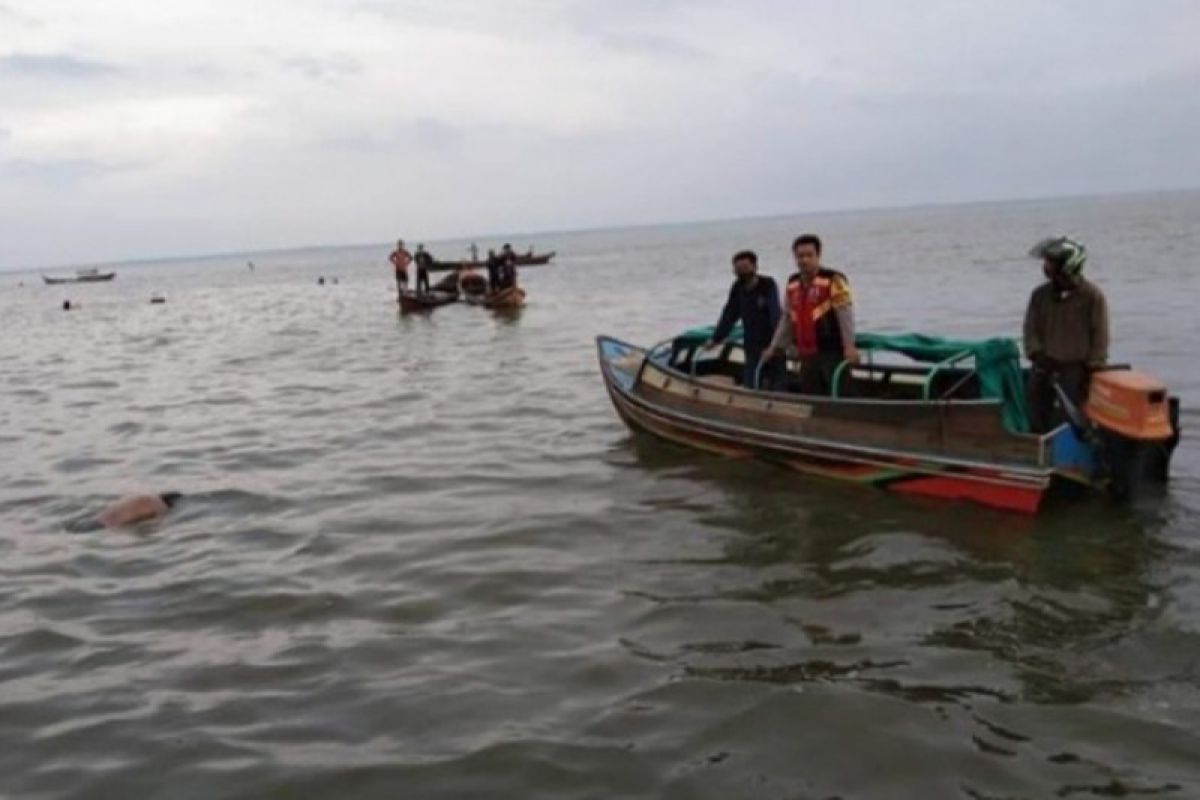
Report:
493,245,518,292
390,239,412,292
1023,236,1110,433
470,242,479,263
704,250,784,390
763,234,859,396
486,249,501,292
414,244,433,294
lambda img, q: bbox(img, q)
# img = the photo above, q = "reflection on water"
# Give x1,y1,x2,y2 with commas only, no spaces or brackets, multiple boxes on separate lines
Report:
1,191,1198,798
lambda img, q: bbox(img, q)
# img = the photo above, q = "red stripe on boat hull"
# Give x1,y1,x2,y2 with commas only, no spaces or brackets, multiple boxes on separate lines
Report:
887,475,1043,514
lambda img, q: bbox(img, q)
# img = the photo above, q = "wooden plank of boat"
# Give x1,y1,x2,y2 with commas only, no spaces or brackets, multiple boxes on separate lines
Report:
398,289,458,313
595,335,1054,514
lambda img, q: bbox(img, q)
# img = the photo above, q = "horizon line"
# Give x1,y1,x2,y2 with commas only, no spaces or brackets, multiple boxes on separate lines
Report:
8,184,1198,275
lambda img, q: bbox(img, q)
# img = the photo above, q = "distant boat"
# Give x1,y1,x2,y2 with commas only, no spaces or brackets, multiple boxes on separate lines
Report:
42,268,116,285
458,272,488,299
477,286,526,310
398,289,459,313
429,250,556,272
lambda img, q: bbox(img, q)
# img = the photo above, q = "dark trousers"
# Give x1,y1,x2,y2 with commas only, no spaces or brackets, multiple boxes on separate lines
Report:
417,268,430,293
1028,361,1089,433
395,271,408,290
796,352,844,396
743,349,786,391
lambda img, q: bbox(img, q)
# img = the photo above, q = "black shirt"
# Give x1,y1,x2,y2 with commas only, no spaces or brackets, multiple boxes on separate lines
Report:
713,275,782,354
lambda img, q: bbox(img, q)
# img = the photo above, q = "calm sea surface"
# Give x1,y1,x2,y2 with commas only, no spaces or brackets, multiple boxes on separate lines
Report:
2,192,1199,799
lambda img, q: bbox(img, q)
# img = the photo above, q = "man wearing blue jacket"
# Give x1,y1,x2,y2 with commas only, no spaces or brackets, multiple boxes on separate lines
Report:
705,250,785,390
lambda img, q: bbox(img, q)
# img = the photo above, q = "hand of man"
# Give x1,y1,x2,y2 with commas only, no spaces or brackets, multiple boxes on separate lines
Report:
762,346,779,363
843,345,861,365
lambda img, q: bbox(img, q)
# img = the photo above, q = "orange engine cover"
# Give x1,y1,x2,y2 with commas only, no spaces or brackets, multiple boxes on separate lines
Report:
1085,370,1173,441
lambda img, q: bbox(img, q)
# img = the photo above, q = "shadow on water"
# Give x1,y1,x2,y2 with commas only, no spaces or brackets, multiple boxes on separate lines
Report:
597,433,1197,797
615,432,1178,705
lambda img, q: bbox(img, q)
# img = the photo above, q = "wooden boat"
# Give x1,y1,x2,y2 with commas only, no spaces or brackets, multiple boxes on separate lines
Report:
459,272,488,298
432,272,463,293
398,289,458,313
42,268,116,285
429,251,556,272
514,251,554,266
596,328,1179,514
482,287,526,310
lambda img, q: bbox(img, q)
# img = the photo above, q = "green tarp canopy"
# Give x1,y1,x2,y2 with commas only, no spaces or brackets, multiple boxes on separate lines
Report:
673,325,1031,432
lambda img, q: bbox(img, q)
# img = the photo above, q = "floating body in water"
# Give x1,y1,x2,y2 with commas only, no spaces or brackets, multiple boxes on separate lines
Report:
69,492,181,532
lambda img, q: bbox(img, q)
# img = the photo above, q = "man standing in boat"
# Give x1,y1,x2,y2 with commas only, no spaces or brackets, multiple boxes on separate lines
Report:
413,244,433,294
704,250,784,389
485,249,500,292
763,234,859,395
493,246,518,292
390,239,411,292
501,243,516,262
1023,236,1110,432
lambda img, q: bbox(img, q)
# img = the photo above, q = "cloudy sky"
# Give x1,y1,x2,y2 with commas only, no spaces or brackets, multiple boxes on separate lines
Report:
1,0,1198,268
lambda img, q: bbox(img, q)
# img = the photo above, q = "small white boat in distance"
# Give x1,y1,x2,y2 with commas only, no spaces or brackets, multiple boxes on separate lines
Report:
42,268,117,285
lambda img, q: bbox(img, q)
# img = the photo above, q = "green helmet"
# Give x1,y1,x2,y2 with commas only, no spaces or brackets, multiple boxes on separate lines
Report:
1029,235,1087,276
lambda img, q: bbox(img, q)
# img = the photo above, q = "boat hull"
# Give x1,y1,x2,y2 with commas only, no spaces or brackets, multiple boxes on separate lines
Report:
482,287,526,310
398,290,458,313
597,336,1051,514
42,272,116,285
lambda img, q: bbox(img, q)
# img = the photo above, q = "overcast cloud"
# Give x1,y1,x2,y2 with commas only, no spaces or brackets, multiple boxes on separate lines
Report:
1,0,1198,268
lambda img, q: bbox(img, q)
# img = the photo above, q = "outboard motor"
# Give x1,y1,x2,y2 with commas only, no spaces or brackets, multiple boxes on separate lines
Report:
1084,370,1180,501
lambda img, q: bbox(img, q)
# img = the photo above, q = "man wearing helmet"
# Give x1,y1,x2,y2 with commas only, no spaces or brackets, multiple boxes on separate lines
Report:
1023,236,1110,433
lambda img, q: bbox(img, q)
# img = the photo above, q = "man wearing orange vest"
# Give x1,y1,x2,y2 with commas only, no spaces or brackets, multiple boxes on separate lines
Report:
763,234,859,396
